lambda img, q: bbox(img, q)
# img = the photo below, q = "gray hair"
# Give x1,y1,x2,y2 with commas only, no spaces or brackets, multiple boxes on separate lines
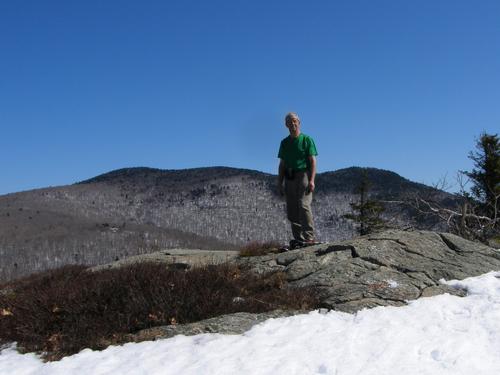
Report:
285,112,300,124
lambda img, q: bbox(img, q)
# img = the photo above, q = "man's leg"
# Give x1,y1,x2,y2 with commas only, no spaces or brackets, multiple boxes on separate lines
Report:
298,172,315,241
285,178,304,241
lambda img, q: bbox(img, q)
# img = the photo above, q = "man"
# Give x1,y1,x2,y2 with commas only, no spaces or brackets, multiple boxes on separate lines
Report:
278,112,318,246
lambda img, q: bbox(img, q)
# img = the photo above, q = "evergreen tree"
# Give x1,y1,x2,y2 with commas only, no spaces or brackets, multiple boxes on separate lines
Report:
462,133,500,223
344,171,386,235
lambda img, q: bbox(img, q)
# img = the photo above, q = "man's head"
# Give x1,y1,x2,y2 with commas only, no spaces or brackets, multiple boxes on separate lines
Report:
285,112,301,138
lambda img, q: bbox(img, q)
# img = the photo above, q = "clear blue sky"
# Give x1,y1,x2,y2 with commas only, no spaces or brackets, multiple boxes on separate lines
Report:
1,0,499,195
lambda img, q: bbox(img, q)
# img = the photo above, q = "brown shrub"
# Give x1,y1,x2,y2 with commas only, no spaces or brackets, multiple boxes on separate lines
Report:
0,262,319,360
239,241,282,257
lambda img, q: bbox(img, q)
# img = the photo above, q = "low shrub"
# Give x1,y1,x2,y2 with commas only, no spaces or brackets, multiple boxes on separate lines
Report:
239,241,282,257
0,262,319,360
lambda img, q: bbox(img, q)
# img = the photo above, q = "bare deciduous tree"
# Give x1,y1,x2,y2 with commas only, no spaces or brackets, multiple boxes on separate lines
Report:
396,133,499,242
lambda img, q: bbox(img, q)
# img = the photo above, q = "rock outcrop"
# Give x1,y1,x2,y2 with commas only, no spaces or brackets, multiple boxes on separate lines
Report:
129,310,302,342
237,230,500,313
90,249,239,272
127,230,500,341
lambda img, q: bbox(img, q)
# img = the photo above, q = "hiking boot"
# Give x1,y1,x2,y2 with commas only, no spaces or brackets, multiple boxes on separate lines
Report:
303,239,318,245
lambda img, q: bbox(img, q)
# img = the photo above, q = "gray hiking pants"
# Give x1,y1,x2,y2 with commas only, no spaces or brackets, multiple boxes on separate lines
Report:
285,171,315,241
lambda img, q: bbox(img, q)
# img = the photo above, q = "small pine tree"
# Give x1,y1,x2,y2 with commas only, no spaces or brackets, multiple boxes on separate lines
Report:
344,171,386,235
462,133,500,225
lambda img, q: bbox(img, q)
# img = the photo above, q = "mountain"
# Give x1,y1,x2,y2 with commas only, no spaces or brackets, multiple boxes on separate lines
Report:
0,166,451,281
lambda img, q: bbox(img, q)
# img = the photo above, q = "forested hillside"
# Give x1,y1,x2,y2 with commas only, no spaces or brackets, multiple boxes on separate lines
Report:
0,166,448,281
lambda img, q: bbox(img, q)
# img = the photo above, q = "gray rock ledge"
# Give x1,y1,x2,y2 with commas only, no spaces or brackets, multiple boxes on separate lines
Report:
129,310,302,342
236,230,500,313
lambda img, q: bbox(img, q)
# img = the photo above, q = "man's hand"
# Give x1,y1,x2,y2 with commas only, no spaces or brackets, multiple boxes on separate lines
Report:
278,182,285,196
307,180,315,194
278,159,285,197
307,155,316,194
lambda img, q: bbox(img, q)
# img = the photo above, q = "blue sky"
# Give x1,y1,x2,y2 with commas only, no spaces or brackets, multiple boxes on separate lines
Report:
1,0,499,195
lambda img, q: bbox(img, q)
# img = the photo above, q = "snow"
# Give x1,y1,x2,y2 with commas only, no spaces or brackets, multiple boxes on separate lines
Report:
387,279,399,288
1,272,500,375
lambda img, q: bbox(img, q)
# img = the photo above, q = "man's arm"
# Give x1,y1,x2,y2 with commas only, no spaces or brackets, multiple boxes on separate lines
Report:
278,159,285,196
307,155,316,193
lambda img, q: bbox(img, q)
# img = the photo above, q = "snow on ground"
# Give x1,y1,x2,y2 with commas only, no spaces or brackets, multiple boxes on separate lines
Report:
1,272,500,375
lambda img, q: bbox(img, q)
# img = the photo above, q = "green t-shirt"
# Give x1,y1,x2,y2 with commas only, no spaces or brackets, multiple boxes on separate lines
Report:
278,133,318,171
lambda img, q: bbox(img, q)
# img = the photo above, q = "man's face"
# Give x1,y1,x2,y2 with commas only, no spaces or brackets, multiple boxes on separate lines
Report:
286,117,300,137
